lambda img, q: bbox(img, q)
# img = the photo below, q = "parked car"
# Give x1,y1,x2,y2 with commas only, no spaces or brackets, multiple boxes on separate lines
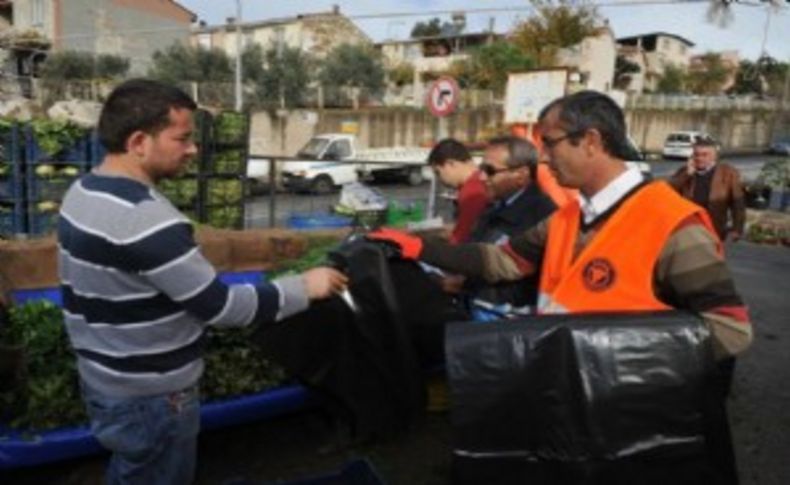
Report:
767,139,790,156
662,131,712,160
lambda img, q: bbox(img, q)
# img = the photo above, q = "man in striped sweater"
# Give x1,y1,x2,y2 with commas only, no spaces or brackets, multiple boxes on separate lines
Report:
58,79,348,484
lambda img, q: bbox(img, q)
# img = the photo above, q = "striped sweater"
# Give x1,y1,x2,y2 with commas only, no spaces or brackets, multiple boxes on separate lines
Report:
58,172,308,398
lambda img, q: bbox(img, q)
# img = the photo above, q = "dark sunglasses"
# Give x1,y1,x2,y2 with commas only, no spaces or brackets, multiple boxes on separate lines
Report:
479,163,522,177
541,129,586,149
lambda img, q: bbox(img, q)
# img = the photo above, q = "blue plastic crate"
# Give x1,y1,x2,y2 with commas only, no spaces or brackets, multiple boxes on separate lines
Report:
287,213,352,230
0,172,24,200
0,203,25,235
26,205,59,236
26,172,80,201
90,130,107,167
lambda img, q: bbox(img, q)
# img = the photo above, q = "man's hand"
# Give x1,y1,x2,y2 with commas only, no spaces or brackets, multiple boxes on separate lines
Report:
686,157,695,176
366,228,423,260
302,267,348,300
440,274,466,294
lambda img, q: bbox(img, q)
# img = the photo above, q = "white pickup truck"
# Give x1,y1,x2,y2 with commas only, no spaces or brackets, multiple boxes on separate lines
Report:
247,134,432,194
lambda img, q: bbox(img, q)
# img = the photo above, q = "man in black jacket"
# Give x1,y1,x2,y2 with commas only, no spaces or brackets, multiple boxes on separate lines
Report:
460,136,556,308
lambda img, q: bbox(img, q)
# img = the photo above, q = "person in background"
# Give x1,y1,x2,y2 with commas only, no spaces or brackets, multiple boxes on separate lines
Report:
669,137,745,241
427,139,490,243
462,136,555,307
58,79,347,485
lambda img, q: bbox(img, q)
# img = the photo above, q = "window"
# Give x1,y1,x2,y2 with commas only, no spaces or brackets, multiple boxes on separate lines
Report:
325,140,352,160
31,0,45,27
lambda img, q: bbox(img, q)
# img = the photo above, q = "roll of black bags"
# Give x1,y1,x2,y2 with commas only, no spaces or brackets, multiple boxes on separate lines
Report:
446,311,738,485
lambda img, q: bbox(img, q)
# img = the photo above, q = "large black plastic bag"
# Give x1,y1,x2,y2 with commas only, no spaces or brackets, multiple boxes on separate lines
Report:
252,238,465,439
446,311,737,485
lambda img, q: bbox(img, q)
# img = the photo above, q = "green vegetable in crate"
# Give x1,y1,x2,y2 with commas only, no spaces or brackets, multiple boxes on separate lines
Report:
31,119,88,157
208,179,243,205
35,164,57,177
59,166,80,177
213,149,244,173
37,201,59,212
214,112,248,145
207,206,243,228
0,301,86,430
0,163,7,176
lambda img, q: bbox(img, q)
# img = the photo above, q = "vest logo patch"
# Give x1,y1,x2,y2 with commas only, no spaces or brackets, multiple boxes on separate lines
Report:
582,258,616,292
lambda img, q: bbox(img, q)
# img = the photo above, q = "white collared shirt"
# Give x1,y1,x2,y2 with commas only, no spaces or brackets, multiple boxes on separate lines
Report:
578,167,644,225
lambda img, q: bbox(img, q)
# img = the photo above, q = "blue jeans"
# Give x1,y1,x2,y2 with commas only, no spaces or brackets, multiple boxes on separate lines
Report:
81,381,200,485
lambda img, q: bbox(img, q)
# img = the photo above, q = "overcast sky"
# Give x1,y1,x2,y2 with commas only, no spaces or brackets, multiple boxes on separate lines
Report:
177,0,790,61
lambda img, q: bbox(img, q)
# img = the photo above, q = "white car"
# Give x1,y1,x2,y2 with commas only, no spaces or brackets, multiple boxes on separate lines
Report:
662,131,712,160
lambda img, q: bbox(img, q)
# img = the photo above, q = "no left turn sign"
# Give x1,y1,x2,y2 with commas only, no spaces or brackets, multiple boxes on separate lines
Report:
426,76,460,117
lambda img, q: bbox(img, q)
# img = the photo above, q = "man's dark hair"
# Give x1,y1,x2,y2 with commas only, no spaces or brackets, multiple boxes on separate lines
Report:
693,136,718,149
98,79,197,154
428,138,472,166
544,90,630,159
487,135,539,179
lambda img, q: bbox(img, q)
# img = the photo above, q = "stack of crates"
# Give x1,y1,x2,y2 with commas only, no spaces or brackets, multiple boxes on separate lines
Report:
24,123,91,236
0,123,25,237
201,111,249,229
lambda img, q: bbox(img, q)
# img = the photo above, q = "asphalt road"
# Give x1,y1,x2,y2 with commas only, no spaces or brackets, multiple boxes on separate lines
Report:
244,155,780,229
5,240,789,485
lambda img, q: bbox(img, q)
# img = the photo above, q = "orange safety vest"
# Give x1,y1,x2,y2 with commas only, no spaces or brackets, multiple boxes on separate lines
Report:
538,181,718,314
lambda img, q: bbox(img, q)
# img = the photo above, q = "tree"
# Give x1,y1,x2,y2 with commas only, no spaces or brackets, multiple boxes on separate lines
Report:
40,50,128,81
656,64,686,94
729,60,765,95
388,63,415,87
410,17,464,38
319,44,385,106
253,46,313,108
94,54,130,79
241,44,266,83
614,55,640,90
148,44,233,83
511,1,599,68
686,52,730,95
449,41,534,94
755,56,790,98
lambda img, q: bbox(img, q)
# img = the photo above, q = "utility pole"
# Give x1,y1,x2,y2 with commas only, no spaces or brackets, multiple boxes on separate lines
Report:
234,0,243,111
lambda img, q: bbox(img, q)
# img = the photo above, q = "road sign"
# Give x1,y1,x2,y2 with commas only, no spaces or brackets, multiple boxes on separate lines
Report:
426,76,460,117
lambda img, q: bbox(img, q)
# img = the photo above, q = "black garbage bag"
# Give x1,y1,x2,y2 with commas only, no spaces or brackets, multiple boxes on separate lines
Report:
446,311,737,485
252,238,466,439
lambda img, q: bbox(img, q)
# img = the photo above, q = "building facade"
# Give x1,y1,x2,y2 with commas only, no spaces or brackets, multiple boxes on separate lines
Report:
617,32,694,92
6,0,194,74
556,26,617,93
191,7,371,60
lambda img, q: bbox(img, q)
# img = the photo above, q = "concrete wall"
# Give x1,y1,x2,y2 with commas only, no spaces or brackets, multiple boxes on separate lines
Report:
627,107,788,153
249,106,502,156
249,104,789,156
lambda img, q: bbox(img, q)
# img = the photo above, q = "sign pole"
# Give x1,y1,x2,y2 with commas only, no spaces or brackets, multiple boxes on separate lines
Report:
425,76,460,221
427,117,449,218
